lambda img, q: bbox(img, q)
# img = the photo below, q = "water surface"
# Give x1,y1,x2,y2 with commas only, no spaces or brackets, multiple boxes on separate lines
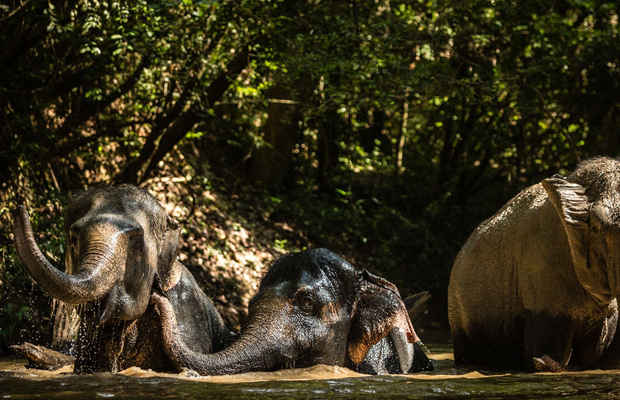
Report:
2,339,620,399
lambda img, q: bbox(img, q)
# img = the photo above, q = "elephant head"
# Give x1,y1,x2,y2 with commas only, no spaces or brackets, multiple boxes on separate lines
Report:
153,248,431,375
543,157,620,306
13,185,182,323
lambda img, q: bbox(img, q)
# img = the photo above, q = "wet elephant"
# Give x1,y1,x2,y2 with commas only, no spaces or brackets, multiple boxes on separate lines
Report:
152,248,433,375
12,185,232,373
448,157,620,371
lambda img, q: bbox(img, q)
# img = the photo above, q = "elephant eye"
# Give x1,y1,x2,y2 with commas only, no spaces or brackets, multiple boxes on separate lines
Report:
130,235,143,249
70,235,78,259
297,295,315,314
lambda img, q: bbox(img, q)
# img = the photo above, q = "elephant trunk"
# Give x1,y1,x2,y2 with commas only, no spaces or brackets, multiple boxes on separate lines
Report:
152,292,285,375
12,206,118,305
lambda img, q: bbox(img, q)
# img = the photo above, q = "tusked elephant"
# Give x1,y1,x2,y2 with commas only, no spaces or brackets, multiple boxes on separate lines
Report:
448,156,620,371
151,248,434,375
12,185,233,373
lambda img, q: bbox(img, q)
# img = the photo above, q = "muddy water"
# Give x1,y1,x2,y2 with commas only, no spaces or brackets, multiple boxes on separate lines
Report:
2,340,620,399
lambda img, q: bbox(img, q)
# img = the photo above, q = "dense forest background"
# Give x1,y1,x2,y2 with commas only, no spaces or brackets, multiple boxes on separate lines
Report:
1,0,619,353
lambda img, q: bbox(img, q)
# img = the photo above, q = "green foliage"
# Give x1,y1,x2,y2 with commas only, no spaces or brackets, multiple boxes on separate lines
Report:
0,207,64,353
213,0,620,317
1,0,619,344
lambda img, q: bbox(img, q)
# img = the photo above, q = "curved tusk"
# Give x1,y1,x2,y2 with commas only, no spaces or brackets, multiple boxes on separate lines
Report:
389,326,414,373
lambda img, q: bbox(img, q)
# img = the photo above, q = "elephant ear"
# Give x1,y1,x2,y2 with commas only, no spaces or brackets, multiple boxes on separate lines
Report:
542,175,590,272
348,270,420,372
157,215,182,292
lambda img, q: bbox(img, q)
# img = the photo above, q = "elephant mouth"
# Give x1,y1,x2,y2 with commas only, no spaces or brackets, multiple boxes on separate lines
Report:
72,300,142,373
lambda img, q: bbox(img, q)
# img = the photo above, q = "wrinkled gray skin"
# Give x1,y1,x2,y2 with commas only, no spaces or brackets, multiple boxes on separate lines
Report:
152,248,433,375
13,185,232,373
448,157,620,371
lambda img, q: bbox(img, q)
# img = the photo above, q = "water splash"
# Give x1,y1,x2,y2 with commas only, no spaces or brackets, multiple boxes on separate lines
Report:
106,318,141,374
50,299,80,354
418,341,431,355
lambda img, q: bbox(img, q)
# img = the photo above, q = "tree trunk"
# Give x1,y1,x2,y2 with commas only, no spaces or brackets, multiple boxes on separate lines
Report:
395,99,409,176
317,108,340,191
249,84,300,187
393,97,409,203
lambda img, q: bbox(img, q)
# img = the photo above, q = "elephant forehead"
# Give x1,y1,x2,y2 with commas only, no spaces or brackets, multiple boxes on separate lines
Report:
264,249,355,284
73,213,142,235
260,268,345,304
262,256,322,287
83,196,161,225
270,268,329,292
66,185,166,227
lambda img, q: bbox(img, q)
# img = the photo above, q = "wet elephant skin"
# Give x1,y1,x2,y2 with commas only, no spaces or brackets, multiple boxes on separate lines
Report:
154,248,433,375
13,185,232,373
449,156,620,371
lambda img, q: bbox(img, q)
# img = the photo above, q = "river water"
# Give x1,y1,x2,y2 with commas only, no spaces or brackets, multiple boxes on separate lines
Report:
2,337,620,399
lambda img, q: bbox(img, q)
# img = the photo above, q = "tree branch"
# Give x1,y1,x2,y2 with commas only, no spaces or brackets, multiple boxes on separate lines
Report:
117,44,250,184
54,56,151,140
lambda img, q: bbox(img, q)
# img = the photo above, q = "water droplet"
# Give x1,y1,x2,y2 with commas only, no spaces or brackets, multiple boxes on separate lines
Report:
418,341,431,354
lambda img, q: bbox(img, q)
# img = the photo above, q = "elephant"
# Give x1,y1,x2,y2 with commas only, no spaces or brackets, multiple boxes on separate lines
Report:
448,156,620,371
12,185,233,373
151,248,434,375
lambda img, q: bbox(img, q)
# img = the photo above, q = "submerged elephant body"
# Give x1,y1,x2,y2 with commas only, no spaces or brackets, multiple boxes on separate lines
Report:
13,185,231,373
448,157,620,370
153,248,433,375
